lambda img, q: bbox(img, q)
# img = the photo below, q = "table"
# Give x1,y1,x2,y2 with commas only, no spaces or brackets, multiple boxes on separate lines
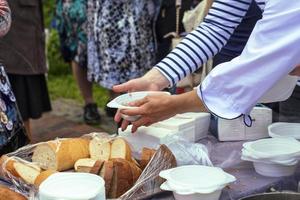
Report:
150,136,300,200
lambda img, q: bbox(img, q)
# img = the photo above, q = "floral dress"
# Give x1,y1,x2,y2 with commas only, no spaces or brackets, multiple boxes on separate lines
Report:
0,0,28,155
55,0,87,68
87,0,156,89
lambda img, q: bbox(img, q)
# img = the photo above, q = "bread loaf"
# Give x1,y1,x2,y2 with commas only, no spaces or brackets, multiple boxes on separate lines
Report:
0,186,26,200
32,138,90,171
13,162,41,185
34,169,57,187
89,137,111,161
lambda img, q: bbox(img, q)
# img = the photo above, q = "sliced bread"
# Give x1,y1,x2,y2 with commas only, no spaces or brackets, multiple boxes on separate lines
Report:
34,169,57,187
90,160,104,174
74,158,97,173
0,186,26,200
99,160,114,197
13,162,41,185
89,137,111,161
110,138,132,161
109,158,134,198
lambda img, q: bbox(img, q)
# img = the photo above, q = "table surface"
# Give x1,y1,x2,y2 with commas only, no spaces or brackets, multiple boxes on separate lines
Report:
150,136,300,200
1,136,299,200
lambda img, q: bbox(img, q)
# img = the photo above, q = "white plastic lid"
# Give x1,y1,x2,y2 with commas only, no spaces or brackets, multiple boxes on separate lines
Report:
39,173,105,200
159,165,235,194
268,122,300,139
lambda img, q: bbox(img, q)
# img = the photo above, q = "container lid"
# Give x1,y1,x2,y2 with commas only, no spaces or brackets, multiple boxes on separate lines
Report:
39,172,105,200
107,91,170,109
159,165,235,194
268,122,300,140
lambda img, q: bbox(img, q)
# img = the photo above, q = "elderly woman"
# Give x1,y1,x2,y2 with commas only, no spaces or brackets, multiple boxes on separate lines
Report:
0,0,28,154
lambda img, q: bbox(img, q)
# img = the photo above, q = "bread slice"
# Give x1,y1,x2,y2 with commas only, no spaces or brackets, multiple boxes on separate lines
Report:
0,186,26,200
34,169,57,187
128,161,142,183
140,147,156,170
109,158,134,198
90,160,104,174
99,160,114,197
110,138,132,161
13,162,41,185
74,158,97,172
0,156,19,178
32,138,90,171
89,137,111,161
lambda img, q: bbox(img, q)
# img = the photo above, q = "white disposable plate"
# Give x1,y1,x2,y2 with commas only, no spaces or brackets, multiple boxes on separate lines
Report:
107,91,170,109
107,91,170,121
159,165,235,194
39,172,105,200
268,122,300,139
242,138,300,158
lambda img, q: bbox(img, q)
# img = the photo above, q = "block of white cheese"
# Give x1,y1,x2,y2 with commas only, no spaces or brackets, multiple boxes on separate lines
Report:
118,125,177,154
152,117,195,142
176,112,211,141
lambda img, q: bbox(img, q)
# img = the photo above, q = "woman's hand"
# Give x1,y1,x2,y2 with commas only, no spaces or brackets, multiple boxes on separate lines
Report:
113,68,170,93
119,90,207,133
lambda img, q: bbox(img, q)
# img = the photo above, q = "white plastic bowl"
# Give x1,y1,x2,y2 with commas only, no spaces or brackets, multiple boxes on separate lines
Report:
159,165,235,200
39,172,105,200
107,91,170,121
161,181,222,200
268,122,300,140
242,138,300,159
253,162,298,177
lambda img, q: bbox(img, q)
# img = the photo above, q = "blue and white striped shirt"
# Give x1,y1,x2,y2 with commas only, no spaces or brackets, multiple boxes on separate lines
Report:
154,0,300,119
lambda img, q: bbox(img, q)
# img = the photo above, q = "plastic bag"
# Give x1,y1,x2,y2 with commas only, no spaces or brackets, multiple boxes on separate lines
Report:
0,132,212,199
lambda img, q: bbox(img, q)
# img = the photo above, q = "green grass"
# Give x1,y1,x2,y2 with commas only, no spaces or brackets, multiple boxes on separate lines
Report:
47,74,109,108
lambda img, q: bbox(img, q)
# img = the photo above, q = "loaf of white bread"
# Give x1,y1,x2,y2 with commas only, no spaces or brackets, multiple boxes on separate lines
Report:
32,138,90,171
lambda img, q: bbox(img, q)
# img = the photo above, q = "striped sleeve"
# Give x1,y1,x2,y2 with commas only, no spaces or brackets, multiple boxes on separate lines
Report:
154,0,252,86
0,0,11,37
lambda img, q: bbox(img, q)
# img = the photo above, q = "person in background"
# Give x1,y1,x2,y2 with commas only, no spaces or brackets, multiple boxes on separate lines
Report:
113,0,300,133
55,0,101,124
0,0,29,154
87,0,156,117
0,0,51,140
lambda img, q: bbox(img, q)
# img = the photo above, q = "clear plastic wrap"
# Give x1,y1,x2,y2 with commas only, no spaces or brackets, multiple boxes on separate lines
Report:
0,132,212,199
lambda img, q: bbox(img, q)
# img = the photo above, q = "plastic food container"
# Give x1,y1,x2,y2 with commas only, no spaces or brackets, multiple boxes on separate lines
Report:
107,91,170,121
39,172,105,200
159,165,236,200
268,122,300,140
241,138,300,177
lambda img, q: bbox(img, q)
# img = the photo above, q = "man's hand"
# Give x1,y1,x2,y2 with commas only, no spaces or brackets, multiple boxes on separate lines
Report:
290,64,300,76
